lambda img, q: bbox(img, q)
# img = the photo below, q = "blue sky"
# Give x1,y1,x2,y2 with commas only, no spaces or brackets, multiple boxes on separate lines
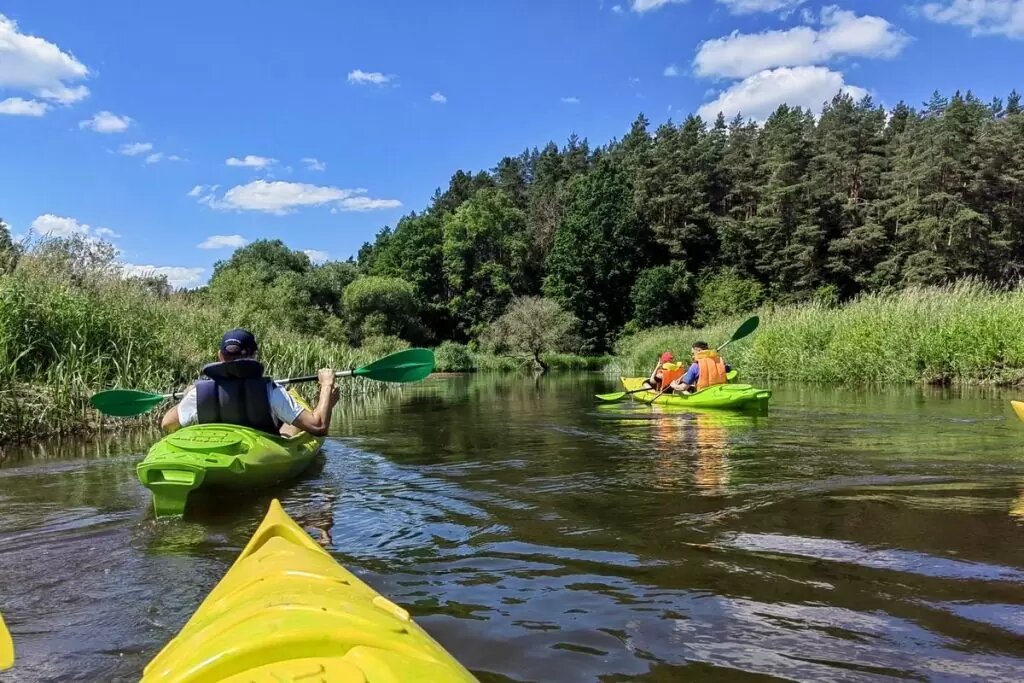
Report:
1,0,1022,287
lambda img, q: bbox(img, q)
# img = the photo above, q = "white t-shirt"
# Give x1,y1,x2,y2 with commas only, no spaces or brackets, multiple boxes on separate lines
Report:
177,382,305,428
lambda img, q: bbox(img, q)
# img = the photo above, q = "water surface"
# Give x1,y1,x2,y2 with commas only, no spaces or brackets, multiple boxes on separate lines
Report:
1,375,1023,681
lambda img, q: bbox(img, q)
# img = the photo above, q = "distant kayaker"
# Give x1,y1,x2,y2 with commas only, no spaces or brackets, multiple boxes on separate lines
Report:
642,351,677,390
667,341,730,394
160,328,339,436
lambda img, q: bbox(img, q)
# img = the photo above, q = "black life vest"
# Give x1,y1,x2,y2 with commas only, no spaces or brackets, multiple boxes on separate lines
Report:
195,359,278,434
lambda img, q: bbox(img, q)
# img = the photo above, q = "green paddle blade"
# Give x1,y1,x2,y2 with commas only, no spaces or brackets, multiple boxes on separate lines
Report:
595,391,629,402
353,348,435,383
90,389,169,417
729,316,759,344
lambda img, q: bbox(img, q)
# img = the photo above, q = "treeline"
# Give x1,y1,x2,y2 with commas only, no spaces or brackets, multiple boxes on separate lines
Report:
351,89,1024,353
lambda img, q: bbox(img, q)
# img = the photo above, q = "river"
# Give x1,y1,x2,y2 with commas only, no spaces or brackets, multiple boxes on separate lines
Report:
1,375,1023,682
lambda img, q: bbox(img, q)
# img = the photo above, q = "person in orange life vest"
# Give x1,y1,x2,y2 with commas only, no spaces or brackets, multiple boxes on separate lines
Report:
642,351,678,390
668,341,730,394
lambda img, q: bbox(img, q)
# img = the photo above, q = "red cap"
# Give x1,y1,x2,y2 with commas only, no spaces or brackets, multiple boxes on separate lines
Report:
660,352,674,362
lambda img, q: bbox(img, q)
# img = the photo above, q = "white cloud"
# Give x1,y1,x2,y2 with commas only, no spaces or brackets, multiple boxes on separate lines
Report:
631,0,686,12
921,0,1024,39
121,264,205,289
79,111,133,133
29,213,125,243
717,0,806,14
194,180,402,215
301,157,326,171
0,97,49,116
694,7,909,79
333,196,404,212
303,249,330,264
31,214,90,237
430,91,448,104
0,13,90,109
612,4,625,12
119,142,153,156
347,69,394,86
663,64,680,77
561,96,581,104
145,153,164,164
225,154,276,169
697,65,867,122
197,234,249,250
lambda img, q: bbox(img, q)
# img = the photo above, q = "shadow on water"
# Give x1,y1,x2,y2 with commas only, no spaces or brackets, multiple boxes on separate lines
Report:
2,373,1024,681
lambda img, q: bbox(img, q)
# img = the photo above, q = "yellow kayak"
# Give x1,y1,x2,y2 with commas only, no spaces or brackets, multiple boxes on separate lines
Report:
142,499,477,682
1012,401,1024,423
1,612,13,671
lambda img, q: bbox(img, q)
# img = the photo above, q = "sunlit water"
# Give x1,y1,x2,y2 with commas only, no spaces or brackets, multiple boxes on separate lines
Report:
2,375,1024,682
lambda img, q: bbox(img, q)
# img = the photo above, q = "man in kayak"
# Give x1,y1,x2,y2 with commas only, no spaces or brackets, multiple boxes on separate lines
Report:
667,341,730,394
160,328,340,436
642,351,681,390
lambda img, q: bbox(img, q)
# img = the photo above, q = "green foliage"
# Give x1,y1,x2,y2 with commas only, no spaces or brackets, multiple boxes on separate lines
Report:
442,188,530,339
0,219,21,274
695,268,764,326
434,341,475,372
0,242,383,444
630,263,696,329
481,296,579,371
342,276,420,345
615,280,1024,385
543,158,651,353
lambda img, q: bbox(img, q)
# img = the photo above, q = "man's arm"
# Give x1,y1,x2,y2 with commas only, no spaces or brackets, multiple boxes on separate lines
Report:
161,405,182,433
290,369,340,437
160,387,196,433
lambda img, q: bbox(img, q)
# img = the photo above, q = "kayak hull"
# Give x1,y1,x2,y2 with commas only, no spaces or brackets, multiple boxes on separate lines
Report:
137,395,323,517
1012,400,1024,423
141,499,476,683
0,612,12,671
620,377,771,410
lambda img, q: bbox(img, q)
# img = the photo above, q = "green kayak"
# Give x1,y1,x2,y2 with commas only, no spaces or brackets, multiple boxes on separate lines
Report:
620,377,771,410
137,395,323,517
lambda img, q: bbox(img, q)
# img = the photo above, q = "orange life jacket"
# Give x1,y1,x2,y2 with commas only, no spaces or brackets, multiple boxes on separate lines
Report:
659,362,684,389
695,350,727,389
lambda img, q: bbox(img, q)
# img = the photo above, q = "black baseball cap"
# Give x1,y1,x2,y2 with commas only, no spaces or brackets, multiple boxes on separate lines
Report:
220,328,258,356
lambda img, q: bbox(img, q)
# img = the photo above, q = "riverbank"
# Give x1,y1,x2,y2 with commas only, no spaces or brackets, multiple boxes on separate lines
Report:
0,258,386,445
612,282,1024,385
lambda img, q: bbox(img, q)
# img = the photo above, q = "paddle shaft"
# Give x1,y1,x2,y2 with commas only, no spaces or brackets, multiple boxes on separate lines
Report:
157,370,354,402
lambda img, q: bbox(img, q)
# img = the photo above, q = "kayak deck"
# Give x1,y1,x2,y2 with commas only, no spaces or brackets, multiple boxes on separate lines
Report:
620,377,771,409
138,393,323,517
141,499,476,682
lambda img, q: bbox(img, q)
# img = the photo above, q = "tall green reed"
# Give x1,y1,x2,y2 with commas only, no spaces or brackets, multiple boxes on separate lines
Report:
612,281,1024,385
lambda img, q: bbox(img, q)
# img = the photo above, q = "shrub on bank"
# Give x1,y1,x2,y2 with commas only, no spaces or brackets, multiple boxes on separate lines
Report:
612,281,1024,385
434,341,476,372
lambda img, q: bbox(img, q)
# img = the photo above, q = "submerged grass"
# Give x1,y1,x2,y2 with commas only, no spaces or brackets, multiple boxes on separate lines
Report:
612,281,1024,386
0,260,384,445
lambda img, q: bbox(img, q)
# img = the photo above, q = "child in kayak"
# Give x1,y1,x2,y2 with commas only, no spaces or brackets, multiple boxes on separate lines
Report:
642,351,682,390
667,341,730,394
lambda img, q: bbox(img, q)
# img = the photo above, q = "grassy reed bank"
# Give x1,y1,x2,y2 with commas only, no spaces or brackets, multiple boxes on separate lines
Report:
0,254,385,445
611,282,1024,386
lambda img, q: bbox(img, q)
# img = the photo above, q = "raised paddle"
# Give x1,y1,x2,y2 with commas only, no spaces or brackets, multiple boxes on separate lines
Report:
595,316,760,403
90,347,436,417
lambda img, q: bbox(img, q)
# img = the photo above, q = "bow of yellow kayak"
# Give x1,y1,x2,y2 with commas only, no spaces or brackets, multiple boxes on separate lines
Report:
0,612,13,671
1012,400,1024,423
142,499,476,683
